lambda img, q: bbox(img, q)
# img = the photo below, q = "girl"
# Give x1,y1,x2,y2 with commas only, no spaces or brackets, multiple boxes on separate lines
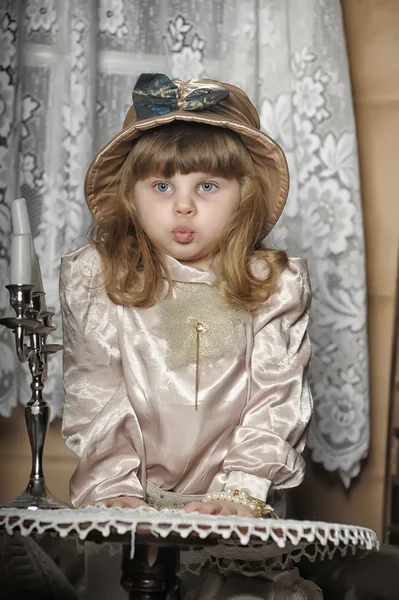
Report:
60,73,318,599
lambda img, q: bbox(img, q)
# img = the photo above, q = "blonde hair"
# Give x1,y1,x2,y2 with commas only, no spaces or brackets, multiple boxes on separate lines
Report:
91,122,288,313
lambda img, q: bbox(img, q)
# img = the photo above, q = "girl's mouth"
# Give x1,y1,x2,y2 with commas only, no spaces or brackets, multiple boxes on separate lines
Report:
172,227,195,243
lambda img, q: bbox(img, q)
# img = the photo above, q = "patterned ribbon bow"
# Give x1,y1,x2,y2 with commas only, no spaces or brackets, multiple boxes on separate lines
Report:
133,73,230,121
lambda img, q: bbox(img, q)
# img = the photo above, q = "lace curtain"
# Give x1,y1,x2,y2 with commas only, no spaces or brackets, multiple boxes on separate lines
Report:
0,0,369,485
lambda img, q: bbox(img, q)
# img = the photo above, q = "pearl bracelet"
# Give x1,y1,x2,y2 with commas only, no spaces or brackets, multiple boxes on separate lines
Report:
202,488,277,519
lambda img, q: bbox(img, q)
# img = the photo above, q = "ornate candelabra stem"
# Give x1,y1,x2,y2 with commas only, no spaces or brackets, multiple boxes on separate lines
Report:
25,400,49,498
0,285,70,510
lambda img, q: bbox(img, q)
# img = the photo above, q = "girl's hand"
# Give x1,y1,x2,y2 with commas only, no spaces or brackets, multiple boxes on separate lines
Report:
83,496,148,509
183,500,255,518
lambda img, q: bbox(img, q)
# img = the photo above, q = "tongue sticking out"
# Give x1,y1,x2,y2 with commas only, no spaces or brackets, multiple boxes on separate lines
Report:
173,229,195,243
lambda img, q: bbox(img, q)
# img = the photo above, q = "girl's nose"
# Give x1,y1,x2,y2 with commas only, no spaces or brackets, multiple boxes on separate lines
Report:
174,193,196,216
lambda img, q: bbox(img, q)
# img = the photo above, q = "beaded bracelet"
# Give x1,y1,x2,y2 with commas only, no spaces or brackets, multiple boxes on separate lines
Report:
202,488,277,519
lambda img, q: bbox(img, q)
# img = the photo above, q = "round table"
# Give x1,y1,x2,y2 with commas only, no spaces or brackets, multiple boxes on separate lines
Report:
0,507,379,599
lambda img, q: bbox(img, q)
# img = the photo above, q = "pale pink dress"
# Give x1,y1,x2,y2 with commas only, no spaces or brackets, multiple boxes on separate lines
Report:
60,244,321,599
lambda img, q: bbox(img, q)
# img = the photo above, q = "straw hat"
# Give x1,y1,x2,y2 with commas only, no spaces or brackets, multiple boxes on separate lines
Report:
85,73,289,234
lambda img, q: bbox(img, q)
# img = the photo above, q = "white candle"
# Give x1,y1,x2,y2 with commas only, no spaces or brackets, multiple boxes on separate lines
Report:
11,198,31,235
10,234,32,285
10,198,46,308
10,199,32,286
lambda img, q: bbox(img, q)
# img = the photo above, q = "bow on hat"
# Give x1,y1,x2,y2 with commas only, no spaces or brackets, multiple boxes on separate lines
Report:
132,73,230,121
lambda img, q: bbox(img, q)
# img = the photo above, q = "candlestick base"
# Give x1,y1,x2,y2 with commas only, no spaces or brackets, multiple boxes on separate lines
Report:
1,479,71,510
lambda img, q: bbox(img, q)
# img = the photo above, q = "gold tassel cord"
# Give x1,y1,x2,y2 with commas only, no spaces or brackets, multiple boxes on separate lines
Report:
195,324,200,410
190,320,208,411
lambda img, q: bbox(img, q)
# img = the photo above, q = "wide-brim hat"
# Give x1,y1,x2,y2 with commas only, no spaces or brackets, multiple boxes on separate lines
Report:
85,73,289,235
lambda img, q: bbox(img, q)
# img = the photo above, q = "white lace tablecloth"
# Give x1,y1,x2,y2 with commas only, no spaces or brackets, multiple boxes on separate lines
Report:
0,507,379,575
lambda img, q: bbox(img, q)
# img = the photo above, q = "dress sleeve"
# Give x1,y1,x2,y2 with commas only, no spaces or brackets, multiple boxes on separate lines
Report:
220,258,313,502
60,246,145,507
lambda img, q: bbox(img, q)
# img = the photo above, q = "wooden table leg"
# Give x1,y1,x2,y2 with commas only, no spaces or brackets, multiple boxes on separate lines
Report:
121,543,180,599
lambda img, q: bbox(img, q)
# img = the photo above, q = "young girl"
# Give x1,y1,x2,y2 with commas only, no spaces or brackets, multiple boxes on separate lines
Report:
60,73,317,599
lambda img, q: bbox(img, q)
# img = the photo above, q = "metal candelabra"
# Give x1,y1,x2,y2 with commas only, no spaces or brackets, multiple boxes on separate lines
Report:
0,283,70,509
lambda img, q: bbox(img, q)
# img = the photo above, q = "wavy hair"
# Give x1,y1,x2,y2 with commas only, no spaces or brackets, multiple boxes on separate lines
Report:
91,122,288,313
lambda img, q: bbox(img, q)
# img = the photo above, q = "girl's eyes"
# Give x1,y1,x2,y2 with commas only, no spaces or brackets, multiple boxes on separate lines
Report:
154,182,172,193
198,182,217,192
153,182,218,193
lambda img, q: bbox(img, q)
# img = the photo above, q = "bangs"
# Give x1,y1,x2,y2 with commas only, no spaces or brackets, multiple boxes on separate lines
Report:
128,121,255,180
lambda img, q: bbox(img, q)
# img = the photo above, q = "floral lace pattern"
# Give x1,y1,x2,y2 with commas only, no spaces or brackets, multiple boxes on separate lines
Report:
25,0,57,35
99,0,127,39
166,15,206,80
0,0,368,484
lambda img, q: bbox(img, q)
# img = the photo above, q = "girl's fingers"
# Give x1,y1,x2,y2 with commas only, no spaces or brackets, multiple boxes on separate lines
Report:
184,502,221,514
197,503,218,514
183,501,256,518
236,506,255,517
218,507,234,516
91,497,148,509
184,502,240,516
183,502,203,513
123,499,148,509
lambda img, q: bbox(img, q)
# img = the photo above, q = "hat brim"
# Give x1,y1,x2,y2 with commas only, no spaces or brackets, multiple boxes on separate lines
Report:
85,109,289,235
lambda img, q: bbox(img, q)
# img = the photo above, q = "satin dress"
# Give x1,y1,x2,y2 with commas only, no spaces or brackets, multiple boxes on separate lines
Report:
60,244,319,600
61,243,312,507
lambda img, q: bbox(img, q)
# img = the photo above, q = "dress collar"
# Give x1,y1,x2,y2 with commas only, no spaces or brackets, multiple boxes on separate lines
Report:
164,254,217,285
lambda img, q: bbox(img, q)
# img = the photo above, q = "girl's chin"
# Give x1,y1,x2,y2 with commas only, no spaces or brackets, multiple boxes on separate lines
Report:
159,243,217,268
178,254,215,271
169,246,204,261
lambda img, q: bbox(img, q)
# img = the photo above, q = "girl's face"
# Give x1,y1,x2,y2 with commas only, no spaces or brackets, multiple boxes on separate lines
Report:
134,172,240,270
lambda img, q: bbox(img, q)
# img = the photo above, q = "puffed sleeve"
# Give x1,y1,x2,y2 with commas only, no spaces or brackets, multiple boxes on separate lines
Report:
220,257,312,502
60,245,145,507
